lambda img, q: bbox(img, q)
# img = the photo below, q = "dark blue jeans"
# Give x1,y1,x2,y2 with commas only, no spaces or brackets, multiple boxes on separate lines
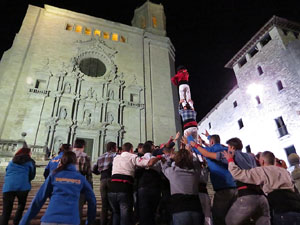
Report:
172,211,203,225
273,211,300,225
108,192,133,225
138,187,161,225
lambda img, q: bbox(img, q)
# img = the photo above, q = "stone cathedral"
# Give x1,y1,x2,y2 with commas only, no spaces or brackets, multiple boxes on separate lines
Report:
0,2,180,160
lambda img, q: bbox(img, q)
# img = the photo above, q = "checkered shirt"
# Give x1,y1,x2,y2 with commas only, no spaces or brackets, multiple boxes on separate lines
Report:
95,151,116,173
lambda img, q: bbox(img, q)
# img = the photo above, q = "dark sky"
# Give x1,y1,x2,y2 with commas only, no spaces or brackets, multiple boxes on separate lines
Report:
1,0,300,121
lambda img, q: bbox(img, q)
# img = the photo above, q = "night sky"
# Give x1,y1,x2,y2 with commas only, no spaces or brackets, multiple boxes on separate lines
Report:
1,0,300,121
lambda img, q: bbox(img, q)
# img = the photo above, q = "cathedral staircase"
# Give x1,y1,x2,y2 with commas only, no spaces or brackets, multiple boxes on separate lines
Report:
0,160,103,225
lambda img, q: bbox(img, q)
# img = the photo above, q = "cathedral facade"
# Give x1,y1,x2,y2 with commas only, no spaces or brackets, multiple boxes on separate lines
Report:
198,16,300,164
0,2,180,160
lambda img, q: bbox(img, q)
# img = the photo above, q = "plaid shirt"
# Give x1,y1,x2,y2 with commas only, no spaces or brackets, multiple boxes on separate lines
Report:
178,106,197,122
93,151,116,173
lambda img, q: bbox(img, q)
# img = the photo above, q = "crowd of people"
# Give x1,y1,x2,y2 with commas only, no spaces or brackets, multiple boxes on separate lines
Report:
1,66,300,225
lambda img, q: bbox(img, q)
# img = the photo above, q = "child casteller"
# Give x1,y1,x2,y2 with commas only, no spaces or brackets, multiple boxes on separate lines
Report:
171,65,194,109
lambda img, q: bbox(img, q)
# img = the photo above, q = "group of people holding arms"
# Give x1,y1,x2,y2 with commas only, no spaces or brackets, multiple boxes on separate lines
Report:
1,66,300,225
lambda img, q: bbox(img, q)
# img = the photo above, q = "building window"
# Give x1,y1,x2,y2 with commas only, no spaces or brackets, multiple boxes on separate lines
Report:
275,116,288,138
94,30,101,37
249,47,258,57
282,29,289,36
84,28,92,35
233,101,237,108
120,36,126,43
245,145,251,153
255,96,261,105
79,58,106,77
75,25,82,33
285,145,296,156
208,122,211,129
257,66,263,75
152,16,157,28
276,80,284,91
35,79,46,89
130,93,138,102
238,119,244,129
112,33,118,41
294,32,299,39
103,32,110,39
66,24,73,31
239,57,247,67
261,34,271,46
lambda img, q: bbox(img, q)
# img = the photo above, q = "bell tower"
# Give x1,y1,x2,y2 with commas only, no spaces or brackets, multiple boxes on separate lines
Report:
131,1,166,36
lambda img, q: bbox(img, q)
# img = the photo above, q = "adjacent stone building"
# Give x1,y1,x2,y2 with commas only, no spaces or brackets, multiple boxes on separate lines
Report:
198,16,300,163
0,2,180,160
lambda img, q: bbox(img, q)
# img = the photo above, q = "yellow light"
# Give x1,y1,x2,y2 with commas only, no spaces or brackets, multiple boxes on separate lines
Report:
120,36,126,43
66,24,73,31
94,30,101,37
85,28,92,35
103,32,109,39
112,33,118,41
152,16,157,28
75,25,82,33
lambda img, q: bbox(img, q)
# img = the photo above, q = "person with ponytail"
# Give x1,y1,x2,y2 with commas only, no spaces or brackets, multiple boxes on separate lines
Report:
1,147,36,225
19,151,96,225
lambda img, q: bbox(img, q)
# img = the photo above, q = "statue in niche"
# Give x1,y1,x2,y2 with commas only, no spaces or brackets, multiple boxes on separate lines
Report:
64,83,71,94
59,107,67,120
84,111,92,125
106,112,114,124
53,137,63,155
108,90,114,100
87,87,94,99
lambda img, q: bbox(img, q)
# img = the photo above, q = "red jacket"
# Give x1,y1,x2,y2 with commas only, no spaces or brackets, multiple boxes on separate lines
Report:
171,69,189,86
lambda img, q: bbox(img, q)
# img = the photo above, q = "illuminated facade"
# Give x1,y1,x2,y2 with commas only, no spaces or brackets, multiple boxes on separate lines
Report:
0,2,180,160
198,16,300,163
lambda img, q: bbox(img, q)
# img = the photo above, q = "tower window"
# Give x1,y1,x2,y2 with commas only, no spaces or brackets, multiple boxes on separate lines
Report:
141,17,146,29
238,119,244,129
282,29,289,36
130,93,138,102
257,66,263,75
276,80,284,91
208,122,211,129
261,34,271,46
294,32,299,39
112,33,118,41
120,36,126,43
275,116,288,138
249,47,258,57
94,30,101,37
233,101,238,108
75,25,82,33
255,96,261,105
152,16,157,28
245,145,251,153
66,24,73,31
239,57,247,67
103,32,110,39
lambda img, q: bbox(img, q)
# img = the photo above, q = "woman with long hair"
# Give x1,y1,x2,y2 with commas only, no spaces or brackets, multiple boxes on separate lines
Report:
19,151,96,225
1,147,36,225
161,148,204,225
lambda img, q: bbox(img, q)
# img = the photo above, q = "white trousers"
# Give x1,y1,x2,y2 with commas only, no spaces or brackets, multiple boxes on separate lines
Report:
179,84,193,108
184,127,198,139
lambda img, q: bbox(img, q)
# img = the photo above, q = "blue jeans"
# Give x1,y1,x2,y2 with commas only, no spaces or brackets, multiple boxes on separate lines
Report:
172,211,203,225
273,211,300,225
138,187,161,225
225,195,270,225
108,192,133,225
